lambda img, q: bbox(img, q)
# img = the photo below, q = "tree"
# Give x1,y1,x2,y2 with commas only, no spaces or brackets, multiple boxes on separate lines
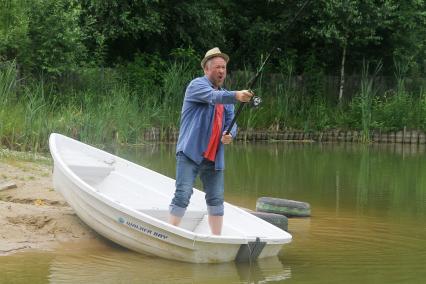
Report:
80,0,164,63
1,0,87,76
0,0,29,62
27,0,86,76
157,0,226,56
219,0,294,68
387,0,426,76
306,0,397,102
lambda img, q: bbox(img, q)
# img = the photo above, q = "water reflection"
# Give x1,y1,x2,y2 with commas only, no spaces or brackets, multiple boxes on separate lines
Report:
223,143,426,221
48,249,291,284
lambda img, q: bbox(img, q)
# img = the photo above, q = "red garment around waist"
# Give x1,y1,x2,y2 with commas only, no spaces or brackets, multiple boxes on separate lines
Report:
203,104,224,161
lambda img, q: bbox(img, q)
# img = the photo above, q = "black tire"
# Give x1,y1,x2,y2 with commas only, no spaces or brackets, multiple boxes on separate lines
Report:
238,207,288,231
256,197,311,217
250,211,289,232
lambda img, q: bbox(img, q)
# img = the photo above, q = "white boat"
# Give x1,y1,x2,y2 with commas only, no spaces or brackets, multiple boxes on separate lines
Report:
49,133,292,263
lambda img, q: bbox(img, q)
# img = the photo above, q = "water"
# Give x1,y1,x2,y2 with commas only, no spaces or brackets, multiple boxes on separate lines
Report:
1,142,425,283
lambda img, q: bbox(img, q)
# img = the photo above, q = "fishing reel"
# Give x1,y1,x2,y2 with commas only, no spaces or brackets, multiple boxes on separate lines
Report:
249,96,262,108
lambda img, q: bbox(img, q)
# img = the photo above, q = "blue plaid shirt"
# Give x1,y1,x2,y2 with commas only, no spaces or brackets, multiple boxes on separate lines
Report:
176,76,238,170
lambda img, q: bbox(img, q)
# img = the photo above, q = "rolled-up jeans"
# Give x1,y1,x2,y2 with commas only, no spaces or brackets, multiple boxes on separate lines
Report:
169,152,224,218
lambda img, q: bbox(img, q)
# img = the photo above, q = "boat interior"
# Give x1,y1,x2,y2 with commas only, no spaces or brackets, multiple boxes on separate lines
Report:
60,147,279,238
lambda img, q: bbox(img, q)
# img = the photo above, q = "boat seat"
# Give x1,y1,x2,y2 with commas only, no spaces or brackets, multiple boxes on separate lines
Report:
69,164,114,177
68,163,114,186
63,149,115,185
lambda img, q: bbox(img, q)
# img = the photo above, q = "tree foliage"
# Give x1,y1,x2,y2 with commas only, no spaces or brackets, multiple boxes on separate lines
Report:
1,0,86,75
27,0,86,75
0,0,29,62
80,0,164,63
1,0,426,80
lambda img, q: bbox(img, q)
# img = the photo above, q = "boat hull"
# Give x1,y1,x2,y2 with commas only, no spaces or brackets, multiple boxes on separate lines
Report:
53,167,250,263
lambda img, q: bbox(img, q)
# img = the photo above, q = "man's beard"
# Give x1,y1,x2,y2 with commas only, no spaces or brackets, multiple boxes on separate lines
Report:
214,78,224,88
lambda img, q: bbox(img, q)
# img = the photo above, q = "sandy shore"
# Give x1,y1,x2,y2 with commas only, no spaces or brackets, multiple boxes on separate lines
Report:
0,153,98,255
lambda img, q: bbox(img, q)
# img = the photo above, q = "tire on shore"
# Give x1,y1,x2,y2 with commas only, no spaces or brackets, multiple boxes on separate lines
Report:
256,197,311,217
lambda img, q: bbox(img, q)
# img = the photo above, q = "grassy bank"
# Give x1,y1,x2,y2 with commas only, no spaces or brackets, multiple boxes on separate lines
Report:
1,60,426,152
0,60,196,151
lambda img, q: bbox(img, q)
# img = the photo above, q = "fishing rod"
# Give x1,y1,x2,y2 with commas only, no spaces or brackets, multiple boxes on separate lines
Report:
225,47,280,135
225,0,311,135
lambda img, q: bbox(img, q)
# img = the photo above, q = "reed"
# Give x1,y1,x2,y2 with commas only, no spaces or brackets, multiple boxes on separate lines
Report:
371,59,414,131
0,62,17,142
57,86,148,146
359,60,382,143
0,59,200,150
0,61,19,147
3,58,426,152
272,62,294,130
158,60,199,128
0,61,17,106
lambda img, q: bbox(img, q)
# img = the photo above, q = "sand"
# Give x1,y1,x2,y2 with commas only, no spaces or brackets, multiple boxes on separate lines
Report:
0,154,98,255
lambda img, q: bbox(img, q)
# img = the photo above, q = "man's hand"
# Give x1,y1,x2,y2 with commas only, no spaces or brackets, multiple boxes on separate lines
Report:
235,90,253,103
221,132,233,144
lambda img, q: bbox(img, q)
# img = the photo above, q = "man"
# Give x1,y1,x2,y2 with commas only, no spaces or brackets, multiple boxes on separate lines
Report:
168,47,253,235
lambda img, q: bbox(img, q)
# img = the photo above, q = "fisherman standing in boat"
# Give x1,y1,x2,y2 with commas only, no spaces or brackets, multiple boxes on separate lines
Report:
168,47,253,235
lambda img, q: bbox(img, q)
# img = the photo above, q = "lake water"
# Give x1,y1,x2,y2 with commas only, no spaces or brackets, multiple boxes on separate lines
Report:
1,142,425,283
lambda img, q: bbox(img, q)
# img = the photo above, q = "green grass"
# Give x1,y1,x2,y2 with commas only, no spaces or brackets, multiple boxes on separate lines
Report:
1,58,426,152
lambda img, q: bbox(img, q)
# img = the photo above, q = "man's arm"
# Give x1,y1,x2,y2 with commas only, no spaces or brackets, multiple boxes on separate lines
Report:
185,78,236,104
185,78,253,105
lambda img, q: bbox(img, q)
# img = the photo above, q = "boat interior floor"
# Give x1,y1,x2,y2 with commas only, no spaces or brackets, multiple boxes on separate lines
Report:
66,156,245,237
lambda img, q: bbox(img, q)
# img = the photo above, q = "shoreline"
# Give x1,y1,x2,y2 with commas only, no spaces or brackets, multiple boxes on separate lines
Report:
0,153,98,255
143,127,426,144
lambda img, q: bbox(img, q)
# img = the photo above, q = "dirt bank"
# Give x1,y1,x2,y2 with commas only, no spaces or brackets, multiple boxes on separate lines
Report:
0,153,98,255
